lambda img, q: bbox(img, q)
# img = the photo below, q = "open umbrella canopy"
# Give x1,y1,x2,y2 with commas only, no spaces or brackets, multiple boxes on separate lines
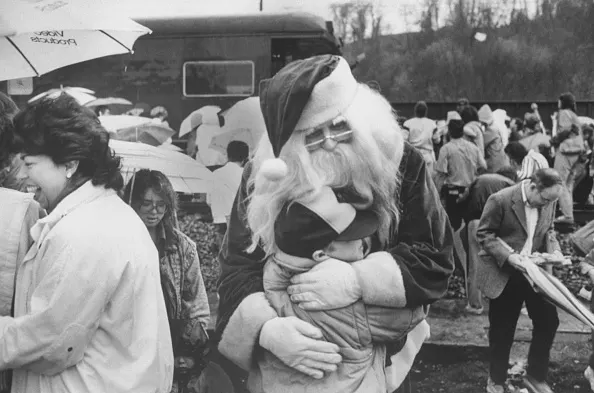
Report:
115,122,176,146
109,139,215,195
0,0,151,81
99,115,151,133
101,116,174,146
179,106,221,137
85,97,133,107
210,97,266,155
28,86,96,105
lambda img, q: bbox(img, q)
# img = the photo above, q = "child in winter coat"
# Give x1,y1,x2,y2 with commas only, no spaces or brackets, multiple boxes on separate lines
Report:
256,186,427,393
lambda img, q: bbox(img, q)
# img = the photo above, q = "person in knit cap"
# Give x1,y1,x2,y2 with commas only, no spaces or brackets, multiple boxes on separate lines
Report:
215,55,454,393
251,186,428,392
478,104,509,173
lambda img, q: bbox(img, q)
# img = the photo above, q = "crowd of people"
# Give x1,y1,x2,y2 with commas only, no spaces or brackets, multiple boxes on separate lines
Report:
1,53,594,393
400,92,594,393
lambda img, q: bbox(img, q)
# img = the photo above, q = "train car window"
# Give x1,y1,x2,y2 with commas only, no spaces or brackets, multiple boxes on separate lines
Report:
183,60,254,97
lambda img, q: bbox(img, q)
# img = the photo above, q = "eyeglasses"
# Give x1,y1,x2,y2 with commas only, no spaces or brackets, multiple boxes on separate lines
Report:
139,199,167,213
304,116,353,152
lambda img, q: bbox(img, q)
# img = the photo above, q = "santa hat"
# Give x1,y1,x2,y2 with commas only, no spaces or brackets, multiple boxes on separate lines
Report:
258,55,359,181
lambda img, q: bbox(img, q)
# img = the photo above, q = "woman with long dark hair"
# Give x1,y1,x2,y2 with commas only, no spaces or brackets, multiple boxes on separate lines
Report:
5,94,173,393
123,169,210,393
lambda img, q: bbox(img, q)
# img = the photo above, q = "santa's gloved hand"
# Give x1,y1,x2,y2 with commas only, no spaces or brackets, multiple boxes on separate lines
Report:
259,316,342,379
288,258,362,310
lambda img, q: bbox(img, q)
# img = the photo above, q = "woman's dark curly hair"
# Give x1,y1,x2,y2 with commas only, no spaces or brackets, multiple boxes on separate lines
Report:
11,94,123,191
123,169,179,250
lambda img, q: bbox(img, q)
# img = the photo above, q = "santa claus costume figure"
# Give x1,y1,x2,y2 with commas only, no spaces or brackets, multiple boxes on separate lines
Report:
216,55,455,393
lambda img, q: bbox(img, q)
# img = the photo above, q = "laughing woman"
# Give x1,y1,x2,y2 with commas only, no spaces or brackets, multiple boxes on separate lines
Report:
6,94,173,393
123,169,210,393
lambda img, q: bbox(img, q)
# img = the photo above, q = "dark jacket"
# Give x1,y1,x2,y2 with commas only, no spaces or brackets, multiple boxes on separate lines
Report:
215,143,455,344
463,174,515,223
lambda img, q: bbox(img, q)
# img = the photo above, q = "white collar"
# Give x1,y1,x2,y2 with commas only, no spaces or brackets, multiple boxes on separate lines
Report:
521,180,532,206
30,181,114,243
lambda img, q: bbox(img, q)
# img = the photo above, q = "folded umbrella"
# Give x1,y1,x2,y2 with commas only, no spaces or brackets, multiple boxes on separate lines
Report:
497,238,594,329
523,262,594,329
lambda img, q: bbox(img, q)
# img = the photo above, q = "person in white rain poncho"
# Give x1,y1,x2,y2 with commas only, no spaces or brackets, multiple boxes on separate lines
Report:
3,95,173,393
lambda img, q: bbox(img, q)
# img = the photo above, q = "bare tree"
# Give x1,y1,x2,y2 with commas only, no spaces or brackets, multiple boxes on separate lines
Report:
329,0,384,44
330,2,355,43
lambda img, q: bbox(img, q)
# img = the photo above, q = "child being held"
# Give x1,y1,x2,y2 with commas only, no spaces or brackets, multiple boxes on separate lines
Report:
256,186,428,393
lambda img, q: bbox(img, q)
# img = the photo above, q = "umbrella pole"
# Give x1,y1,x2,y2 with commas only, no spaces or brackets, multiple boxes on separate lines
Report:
128,167,137,206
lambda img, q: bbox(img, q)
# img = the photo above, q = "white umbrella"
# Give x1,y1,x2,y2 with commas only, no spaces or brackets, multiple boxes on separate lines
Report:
109,139,215,195
28,86,96,105
100,115,151,133
210,97,266,154
179,106,221,137
158,144,183,152
85,97,133,107
0,0,151,81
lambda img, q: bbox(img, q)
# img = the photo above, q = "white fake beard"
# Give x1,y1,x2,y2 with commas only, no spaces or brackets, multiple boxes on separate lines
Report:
247,84,405,255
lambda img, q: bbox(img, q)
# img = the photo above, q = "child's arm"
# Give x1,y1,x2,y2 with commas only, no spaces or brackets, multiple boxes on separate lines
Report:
364,304,428,343
263,258,297,318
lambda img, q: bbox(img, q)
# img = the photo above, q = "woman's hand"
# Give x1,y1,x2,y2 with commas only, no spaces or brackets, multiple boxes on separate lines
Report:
288,258,362,311
259,317,342,379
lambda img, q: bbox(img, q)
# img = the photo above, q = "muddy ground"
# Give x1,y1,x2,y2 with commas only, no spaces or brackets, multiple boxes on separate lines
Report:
411,341,593,393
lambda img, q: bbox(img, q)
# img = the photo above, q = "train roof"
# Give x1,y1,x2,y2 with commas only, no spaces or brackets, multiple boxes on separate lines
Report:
134,12,337,39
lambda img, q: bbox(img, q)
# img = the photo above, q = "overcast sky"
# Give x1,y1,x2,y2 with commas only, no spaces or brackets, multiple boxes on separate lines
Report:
106,0,421,34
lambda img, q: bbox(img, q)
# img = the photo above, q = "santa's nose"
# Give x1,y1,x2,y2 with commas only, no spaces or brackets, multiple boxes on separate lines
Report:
322,138,338,151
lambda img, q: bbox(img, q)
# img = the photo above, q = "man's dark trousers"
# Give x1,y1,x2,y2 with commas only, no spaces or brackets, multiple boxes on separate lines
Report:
488,270,559,384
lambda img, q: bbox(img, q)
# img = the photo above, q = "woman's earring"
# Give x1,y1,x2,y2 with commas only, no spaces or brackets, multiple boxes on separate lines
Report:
66,172,72,179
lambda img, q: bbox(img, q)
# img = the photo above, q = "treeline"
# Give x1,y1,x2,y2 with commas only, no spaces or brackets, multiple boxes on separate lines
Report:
334,0,594,102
